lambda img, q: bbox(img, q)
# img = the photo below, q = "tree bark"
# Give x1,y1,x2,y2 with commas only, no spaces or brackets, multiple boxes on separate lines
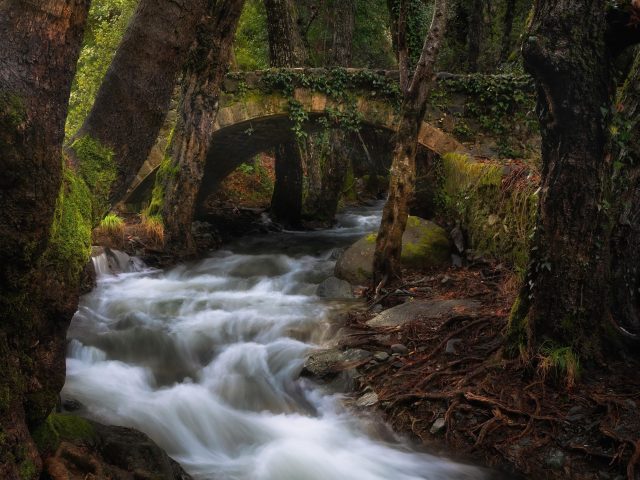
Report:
372,0,448,288
0,1,89,478
162,0,245,255
264,0,307,228
75,0,207,207
513,0,615,359
467,0,483,72
499,0,516,62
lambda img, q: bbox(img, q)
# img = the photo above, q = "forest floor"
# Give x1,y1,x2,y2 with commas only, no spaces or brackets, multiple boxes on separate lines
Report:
339,260,640,480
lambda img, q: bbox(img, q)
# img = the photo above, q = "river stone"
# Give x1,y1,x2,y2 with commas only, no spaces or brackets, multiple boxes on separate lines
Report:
334,217,451,285
367,299,481,328
430,417,446,435
373,351,390,362
356,392,379,407
301,348,372,379
316,276,354,299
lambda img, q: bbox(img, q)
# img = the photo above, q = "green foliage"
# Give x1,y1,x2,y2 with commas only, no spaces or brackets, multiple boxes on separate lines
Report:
45,167,93,281
387,0,432,69
71,136,117,220
352,0,397,68
33,414,95,453
234,0,269,70
66,0,137,137
99,213,124,233
538,342,581,387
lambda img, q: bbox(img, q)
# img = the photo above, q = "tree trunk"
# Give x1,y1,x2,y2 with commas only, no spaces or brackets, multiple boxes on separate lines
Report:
75,0,207,207
271,142,304,228
162,0,245,255
467,0,483,72
499,0,516,62
264,0,307,228
372,0,448,288
0,1,89,478
512,0,615,360
331,0,356,66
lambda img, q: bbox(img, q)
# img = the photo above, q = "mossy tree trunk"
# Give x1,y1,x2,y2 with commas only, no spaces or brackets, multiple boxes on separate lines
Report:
499,0,517,62
0,1,90,478
511,0,640,363
264,0,308,228
372,0,448,288
162,0,245,255
304,0,355,226
74,0,207,208
467,0,484,72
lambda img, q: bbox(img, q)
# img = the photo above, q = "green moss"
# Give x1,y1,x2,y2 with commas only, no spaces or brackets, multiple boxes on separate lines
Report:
401,219,451,267
33,414,95,453
506,293,529,356
71,136,117,221
99,212,124,233
438,153,537,273
365,233,377,244
0,91,26,129
18,459,37,480
145,153,179,218
45,166,93,281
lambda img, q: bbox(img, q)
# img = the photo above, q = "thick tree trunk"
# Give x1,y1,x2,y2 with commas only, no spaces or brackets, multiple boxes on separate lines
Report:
499,0,516,62
264,0,307,228
162,0,245,255
331,0,355,66
467,0,483,72
0,1,89,478
373,0,447,287
512,0,615,359
75,0,207,207
271,142,304,228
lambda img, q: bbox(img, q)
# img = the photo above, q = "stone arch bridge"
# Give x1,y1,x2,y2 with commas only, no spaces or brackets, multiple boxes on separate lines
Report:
124,68,536,210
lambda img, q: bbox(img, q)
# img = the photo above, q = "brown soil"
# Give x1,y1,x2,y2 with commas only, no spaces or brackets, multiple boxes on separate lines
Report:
341,261,640,480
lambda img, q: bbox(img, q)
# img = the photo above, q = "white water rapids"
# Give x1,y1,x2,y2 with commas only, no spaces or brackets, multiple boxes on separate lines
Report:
63,204,492,480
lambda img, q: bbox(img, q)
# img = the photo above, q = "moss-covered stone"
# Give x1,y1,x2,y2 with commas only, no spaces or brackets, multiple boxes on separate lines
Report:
32,414,95,454
335,217,451,285
71,135,117,221
145,152,179,219
438,153,538,274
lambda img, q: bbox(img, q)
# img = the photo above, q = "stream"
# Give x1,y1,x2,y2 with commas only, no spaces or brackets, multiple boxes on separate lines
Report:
62,203,490,480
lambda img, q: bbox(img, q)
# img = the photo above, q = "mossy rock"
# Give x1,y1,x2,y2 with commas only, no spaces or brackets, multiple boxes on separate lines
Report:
33,414,96,454
334,217,451,285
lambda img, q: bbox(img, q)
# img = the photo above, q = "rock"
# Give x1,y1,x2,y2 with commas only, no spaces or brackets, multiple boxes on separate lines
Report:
38,414,191,480
371,304,383,314
356,392,379,407
391,344,409,355
302,348,372,380
451,254,463,268
430,417,446,435
316,276,354,299
445,338,463,355
61,398,84,413
544,449,566,470
367,299,481,328
373,351,390,362
440,275,452,285
335,217,451,285
450,224,465,253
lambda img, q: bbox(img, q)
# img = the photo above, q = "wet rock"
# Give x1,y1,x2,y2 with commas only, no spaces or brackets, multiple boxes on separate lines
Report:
445,338,463,355
316,276,354,299
302,348,372,380
335,217,451,285
544,449,566,470
451,254,463,268
367,299,481,328
356,392,379,407
61,398,84,413
391,344,409,355
373,351,390,362
39,414,191,480
450,224,465,254
430,418,446,435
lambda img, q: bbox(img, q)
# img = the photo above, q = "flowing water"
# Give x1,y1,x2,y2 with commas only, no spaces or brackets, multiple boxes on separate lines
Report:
63,203,489,480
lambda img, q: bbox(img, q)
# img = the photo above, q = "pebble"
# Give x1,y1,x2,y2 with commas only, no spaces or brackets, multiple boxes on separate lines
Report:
445,338,463,355
391,344,409,355
373,351,390,362
430,417,446,435
544,449,566,470
356,392,379,407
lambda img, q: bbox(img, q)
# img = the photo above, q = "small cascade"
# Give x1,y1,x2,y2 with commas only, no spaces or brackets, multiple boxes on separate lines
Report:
91,246,147,276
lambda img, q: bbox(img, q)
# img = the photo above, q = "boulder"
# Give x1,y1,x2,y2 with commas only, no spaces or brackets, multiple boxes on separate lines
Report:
334,217,451,285
367,298,481,328
36,414,191,480
301,348,372,380
316,276,354,299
